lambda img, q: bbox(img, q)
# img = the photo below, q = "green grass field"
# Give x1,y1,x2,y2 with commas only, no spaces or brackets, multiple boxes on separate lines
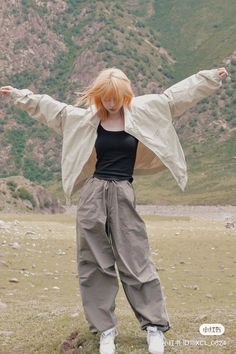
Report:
148,0,236,80
0,213,235,353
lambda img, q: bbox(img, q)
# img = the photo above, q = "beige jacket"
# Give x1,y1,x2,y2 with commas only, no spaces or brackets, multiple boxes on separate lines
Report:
9,69,222,203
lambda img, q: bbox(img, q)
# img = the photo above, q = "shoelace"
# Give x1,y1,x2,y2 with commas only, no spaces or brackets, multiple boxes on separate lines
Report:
148,327,163,338
101,329,118,344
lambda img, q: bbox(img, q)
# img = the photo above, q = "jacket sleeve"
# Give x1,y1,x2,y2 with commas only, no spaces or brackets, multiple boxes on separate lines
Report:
8,87,86,134
162,69,222,118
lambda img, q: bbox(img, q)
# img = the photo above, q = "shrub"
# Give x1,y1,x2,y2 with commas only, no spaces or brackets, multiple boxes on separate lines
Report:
195,105,207,113
231,57,236,65
5,129,26,169
189,116,197,127
225,88,234,97
7,181,17,191
201,98,209,104
8,70,37,88
212,111,218,119
43,200,51,208
136,20,145,28
14,187,36,207
15,109,35,127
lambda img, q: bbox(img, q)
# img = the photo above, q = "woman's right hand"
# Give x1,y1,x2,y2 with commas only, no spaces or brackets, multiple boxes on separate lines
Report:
0,86,13,96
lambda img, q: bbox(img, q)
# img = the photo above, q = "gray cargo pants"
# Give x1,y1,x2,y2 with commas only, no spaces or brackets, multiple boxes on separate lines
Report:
76,176,170,334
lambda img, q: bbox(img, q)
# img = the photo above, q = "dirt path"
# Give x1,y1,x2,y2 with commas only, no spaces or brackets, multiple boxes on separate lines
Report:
136,204,236,221
65,205,236,221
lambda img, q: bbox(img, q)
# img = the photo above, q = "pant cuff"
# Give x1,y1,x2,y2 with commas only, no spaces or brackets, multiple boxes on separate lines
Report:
141,322,171,333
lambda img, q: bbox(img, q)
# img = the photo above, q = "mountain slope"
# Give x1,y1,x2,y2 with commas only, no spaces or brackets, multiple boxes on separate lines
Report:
0,0,172,182
148,0,236,79
0,0,235,205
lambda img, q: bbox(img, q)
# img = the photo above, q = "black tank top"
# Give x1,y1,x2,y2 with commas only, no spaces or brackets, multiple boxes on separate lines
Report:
93,123,139,183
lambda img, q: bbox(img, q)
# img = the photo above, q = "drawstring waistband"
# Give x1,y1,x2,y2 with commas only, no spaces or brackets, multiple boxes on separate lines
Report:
103,180,117,244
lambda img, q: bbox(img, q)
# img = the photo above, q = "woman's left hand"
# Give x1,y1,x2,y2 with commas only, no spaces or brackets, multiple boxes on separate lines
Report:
217,67,228,79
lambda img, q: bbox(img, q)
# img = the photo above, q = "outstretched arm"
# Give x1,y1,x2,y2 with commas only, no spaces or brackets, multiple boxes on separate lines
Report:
162,68,228,118
0,86,86,134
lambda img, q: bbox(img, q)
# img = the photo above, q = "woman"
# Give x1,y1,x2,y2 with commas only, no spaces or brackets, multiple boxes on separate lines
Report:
0,66,228,354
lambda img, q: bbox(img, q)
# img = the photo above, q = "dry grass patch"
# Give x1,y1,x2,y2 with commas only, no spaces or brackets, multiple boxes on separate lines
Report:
0,213,235,353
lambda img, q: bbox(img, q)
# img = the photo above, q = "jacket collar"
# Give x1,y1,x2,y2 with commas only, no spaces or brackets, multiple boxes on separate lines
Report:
88,104,135,132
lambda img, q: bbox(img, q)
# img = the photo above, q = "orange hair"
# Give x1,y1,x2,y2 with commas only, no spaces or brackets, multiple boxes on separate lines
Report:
75,68,134,120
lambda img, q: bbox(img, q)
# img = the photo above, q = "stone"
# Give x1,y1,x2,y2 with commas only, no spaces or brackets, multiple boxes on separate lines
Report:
0,330,13,336
11,242,21,249
70,312,80,318
0,260,9,267
225,222,235,229
9,278,19,283
0,301,7,309
196,314,207,321
0,221,11,229
56,249,66,255
24,231,37,237
52,286,60,291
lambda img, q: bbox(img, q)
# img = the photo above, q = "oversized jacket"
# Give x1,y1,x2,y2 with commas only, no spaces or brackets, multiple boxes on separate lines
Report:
8,69,222,203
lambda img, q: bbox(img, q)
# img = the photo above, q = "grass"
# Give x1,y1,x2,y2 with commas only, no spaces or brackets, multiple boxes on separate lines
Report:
43,131,236,206
133,132,236,205
0,213,235,353
148,0,236,80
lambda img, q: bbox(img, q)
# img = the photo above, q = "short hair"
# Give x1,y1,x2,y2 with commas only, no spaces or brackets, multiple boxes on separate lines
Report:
75,67,134,120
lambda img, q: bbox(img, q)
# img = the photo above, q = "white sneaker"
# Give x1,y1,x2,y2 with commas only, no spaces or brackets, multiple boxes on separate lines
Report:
99,327,117,354
147,326,164,354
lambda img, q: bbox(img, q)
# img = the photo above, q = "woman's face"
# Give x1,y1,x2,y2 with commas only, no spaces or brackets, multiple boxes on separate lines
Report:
101,96,124,114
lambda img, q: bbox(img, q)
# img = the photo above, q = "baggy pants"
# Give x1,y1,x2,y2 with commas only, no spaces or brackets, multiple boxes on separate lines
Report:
76,176,170,334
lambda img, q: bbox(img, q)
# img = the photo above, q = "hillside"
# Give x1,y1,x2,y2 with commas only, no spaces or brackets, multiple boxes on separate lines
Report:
148,0,236,80
0,175,65,213
0,0,235,205
0,0,172,191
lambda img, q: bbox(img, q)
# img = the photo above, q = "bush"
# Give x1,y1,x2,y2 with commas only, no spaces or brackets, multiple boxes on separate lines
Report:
23,158,53,182
13,37,29,52
8,70,37,88
189,116,197,127
43,200,51,209
225,88,234,97
195,105,207,113
15,109,35,127
231,57,236,65
14,187,36,207
7,181,17,192
212,111,218,119
5,129,26,169
136,20,145,28
23,159,43,181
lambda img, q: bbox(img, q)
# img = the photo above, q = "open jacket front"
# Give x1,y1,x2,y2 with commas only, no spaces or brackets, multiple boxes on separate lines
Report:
9,69,222,203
